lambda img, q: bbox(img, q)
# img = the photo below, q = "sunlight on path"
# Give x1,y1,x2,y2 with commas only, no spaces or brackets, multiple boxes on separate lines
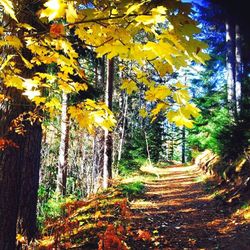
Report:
130,164,250,249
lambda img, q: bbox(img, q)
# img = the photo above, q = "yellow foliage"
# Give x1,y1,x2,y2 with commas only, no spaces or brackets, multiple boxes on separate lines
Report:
40,0,67,21
173,89,190,105
4,75,24,90
0,0,207,131
120,79,138,95
139,108,148,118
0,0,18,21
167,109,193,128
145,86,171,101
5,36,23,49
69,100,116,133
66,2,78,23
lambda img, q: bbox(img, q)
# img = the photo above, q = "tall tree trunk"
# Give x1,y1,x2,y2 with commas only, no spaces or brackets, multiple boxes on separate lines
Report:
0,2,44,245
181,127,186,164
57,92,70,195
235,24,242,118
0,94,42,249
225,20,236,117
117,93,128,163
144,130,152,165
103,58,114,189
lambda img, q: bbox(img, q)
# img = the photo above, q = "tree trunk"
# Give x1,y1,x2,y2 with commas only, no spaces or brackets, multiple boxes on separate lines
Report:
103,58,114,189
0,2,45,246
56,92,70,195
225,20,236,117
0,90,42,249
181,127,186,164
16,121,42,242
235,24,242,118
144,130,152,165
117,93,128,163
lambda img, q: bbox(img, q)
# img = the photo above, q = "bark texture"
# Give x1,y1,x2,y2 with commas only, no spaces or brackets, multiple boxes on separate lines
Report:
103,58,114,189
57,93,70,195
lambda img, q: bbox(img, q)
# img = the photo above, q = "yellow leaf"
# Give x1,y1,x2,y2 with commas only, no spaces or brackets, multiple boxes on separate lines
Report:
167,109,193,128
0,0,18,22
139,108,147,118
40,0,66,21
173,89,190,105
66,2,78,23
151,102,167,117
39,236,55,247
16,234,26,244
58,80,74,93
4,75,24,89
33,96,46,105
94,211,102,219
0,55,14,70
126,3,144,15
145,86,171,101
5,36,23,49
120,79,138,95
151,6,167,15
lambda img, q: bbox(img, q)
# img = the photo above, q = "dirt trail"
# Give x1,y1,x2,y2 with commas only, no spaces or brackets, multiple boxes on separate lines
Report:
129,164,250,249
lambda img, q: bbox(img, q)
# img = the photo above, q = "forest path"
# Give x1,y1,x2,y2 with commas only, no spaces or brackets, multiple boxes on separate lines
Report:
128,164,250,249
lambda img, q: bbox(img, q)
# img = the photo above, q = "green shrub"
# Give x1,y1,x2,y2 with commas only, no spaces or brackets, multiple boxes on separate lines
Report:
37,189,76,229
118,181,145,198
118,157,147,176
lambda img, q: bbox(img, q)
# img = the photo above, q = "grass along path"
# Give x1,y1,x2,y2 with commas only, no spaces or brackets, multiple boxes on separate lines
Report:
128,164,250,249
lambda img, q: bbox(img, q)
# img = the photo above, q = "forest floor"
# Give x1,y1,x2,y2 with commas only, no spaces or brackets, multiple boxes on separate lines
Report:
128,164,250,249
36,164,250,249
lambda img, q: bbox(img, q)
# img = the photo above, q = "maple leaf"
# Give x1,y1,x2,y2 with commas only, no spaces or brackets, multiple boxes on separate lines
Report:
0,55,14,71
145,86,171,101
173,89,191,105
0,0,18,21
50,23,65,38
167,109,194,128
40,0,66,21
120,79,138,95
66,2,78,23
4,75,24,90
5,36,23,49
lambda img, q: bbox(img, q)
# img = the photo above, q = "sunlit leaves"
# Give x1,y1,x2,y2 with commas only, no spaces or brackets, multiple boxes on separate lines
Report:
173,89,190,105
145,86,171,102
139,108,147,118
40,0,66,21
0,0,207,132
4,75,23,89
0,0,18,21
66,2,78,23
69,100,116,133
120,79,138,95
0,36,23,49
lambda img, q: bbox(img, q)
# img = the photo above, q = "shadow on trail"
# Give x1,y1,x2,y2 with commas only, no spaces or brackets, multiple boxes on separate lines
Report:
130,164,250,249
